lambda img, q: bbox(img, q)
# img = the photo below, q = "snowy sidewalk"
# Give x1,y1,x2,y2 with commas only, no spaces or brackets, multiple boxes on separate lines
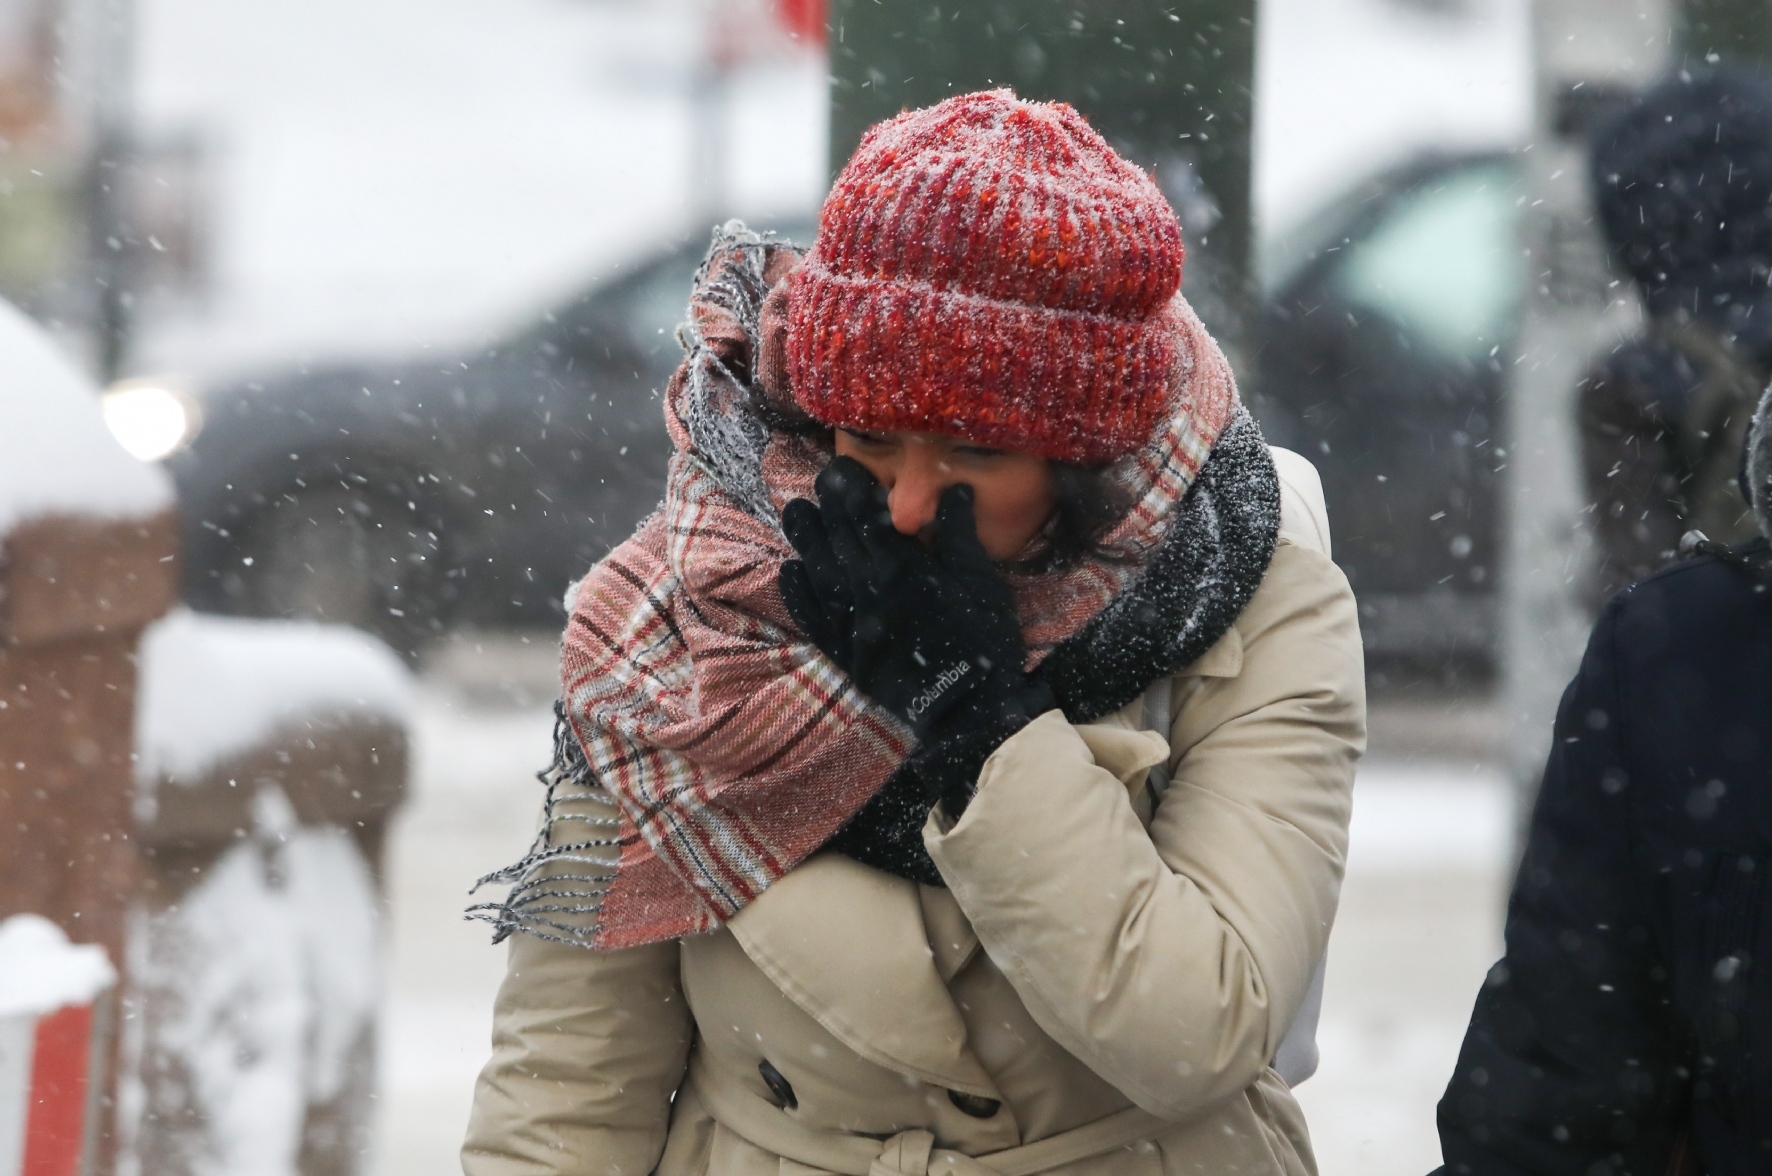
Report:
373,647,1511,1176
1295,762,1510,1174
374,645,555,1176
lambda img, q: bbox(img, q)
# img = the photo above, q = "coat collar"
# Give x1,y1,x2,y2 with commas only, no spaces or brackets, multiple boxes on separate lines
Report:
1185,624,1243,679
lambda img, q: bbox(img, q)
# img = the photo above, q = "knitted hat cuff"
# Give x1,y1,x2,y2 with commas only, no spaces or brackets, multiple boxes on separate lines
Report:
785,261,1182,464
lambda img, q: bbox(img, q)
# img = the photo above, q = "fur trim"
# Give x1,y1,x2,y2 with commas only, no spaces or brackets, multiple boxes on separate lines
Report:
1674,382,1772,584
1748,384,1772,542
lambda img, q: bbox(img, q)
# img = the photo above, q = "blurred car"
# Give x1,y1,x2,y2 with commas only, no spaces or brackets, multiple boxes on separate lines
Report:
130,155,1528,665
149,232,747,653
1254,150,1525,666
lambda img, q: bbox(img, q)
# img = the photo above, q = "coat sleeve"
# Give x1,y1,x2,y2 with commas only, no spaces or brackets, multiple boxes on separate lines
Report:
1433,601,1686,1176
923,540,1364,1120
462,932,691,1176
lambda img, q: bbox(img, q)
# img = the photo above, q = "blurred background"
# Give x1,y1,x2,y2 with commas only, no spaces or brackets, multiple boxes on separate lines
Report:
0,0,1761,1173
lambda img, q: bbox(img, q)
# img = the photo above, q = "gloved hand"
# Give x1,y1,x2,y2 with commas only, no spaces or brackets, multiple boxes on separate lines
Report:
779,457,1055,756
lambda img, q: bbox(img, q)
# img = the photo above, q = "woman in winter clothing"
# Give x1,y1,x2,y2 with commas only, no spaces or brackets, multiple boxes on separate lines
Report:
1580,68,1772,602
1433,390,1772,1176
464,91,1364,1176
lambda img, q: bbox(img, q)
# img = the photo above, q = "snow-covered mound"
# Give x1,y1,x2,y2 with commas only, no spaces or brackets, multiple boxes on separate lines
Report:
0,915,115,1018
0,301,172,537
127,793,381,1176
136,609,416,786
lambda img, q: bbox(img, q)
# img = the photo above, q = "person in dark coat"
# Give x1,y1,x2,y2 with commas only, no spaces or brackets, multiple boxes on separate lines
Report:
1433,389,1772,1175
1581,68,1772,602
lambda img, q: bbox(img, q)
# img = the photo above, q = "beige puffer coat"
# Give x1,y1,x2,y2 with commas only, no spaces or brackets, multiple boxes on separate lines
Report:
463,448,1365,1176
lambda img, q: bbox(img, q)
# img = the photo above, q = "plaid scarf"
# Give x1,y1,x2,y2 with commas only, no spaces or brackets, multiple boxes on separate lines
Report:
471,227,1256,950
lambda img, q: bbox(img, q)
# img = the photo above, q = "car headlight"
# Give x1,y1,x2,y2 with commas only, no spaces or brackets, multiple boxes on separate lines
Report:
101,377,201,462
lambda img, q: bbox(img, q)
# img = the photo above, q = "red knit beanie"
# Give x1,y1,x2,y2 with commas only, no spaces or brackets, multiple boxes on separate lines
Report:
785,89,1187,464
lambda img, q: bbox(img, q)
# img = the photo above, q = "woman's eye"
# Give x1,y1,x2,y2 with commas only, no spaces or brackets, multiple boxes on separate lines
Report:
841,428,890,447
956,445,1006,459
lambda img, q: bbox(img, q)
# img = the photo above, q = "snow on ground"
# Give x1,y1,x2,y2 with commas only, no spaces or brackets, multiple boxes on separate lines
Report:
0,299,172,534
129,608,410,1176
119,790,384,1176
123,610,414,1176
134,609,415,790
373,661,557,1176
1345,759,1514,871
1296,762,1511,1176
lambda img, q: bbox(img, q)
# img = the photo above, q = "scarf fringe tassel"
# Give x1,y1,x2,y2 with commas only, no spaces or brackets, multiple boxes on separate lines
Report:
465,700,623,947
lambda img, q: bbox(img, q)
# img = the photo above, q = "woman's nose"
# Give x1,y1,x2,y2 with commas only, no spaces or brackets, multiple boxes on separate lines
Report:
886,460,943,539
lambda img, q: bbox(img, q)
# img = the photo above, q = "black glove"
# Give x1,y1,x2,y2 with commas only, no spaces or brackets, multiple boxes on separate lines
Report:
780,458,1054,795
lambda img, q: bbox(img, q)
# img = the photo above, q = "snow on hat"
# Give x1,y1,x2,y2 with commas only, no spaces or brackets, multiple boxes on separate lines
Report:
783,89,1188,464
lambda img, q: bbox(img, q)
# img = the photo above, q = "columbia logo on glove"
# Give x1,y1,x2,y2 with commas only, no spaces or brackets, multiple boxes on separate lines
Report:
907,662,973,720
779,457,1055,783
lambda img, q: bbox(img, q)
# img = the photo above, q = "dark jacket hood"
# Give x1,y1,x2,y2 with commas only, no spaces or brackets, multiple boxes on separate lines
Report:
1591,67,1772,352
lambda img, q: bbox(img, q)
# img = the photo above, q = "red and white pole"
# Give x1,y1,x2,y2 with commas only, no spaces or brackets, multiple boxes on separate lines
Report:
0,917,115,1176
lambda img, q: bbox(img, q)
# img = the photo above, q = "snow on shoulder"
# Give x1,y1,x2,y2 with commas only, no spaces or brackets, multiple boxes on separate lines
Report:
0,300,172,536
136,609,416,786
0,915,115,1018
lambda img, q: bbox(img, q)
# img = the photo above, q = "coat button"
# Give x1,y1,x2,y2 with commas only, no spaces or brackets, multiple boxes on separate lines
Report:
947,1090,1000,1118
759,1059,798,1109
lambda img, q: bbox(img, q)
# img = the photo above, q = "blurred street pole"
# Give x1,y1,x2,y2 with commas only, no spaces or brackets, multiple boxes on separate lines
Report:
0,0,135,372
823,0,1256,377
1499,0,1669,830
84,0,138,381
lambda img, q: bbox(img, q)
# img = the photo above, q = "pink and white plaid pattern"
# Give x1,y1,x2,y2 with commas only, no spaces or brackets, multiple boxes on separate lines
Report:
559,292,1236,949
